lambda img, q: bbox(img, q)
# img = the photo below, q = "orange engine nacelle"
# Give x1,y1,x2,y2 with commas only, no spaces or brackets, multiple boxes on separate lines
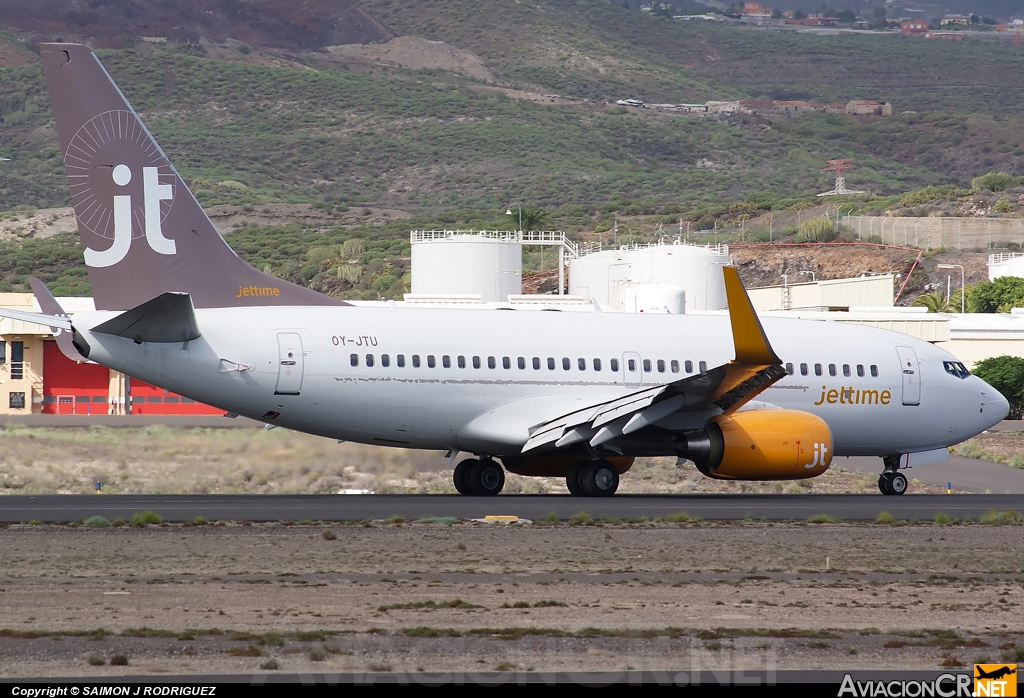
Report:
678,409,833,480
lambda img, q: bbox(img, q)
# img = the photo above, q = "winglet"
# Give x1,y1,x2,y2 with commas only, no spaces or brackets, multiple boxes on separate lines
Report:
723,266,781,366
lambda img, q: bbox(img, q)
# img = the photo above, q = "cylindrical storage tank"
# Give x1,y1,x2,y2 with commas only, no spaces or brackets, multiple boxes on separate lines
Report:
568,250,629,307
411,234,522,302
626,284,686,314
569,242,730,312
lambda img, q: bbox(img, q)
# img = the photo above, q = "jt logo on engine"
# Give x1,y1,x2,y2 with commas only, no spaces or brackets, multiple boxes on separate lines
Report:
84,164,175,268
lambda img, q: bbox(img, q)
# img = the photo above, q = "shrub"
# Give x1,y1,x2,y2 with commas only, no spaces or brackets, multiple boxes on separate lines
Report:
83,516,110,528
130,511,162,527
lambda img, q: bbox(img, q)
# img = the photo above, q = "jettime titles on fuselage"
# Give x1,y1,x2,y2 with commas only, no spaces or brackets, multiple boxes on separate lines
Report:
813,385,893,407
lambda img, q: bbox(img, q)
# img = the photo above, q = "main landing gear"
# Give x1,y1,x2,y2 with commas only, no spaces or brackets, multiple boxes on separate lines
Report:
566,459,620,497
878,455,908,496
453,458,505,496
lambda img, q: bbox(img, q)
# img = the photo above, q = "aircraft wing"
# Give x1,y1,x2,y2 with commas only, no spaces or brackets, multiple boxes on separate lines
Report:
521,267,786,454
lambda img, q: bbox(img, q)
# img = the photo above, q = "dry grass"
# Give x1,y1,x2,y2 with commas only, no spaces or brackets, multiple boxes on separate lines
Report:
0,425,941,495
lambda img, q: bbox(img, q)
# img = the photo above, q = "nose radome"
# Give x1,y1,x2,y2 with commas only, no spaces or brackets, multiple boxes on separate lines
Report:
980,379,1010,426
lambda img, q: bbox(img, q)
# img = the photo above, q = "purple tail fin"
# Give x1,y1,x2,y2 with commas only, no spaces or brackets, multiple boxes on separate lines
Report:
39,43,345,311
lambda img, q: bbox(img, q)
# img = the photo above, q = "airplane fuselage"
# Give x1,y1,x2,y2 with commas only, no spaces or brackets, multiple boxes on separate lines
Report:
71,306,1003,458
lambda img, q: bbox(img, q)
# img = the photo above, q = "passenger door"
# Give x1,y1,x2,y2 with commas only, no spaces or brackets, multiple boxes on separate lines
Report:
895,345,920,406
275,333,304,395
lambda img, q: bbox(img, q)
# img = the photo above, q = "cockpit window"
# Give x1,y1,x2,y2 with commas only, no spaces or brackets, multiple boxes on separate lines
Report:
943,361,970,379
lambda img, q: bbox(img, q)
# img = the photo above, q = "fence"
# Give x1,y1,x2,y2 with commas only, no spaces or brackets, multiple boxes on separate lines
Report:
842,215,1024,250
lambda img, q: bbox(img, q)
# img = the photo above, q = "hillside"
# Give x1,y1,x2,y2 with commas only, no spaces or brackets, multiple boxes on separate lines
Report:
1,2,1023,301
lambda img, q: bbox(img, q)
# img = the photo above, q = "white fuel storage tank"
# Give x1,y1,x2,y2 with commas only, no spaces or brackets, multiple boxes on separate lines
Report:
410,231,523,303
568,241,730,313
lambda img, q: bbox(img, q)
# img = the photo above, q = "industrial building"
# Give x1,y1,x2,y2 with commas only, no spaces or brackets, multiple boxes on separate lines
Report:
0,292,220,416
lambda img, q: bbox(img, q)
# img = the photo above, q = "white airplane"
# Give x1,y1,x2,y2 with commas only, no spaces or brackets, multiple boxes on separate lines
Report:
3,44,1007,498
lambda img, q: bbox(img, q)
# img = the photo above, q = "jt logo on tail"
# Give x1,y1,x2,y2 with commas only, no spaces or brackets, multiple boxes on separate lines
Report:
87,163,175,268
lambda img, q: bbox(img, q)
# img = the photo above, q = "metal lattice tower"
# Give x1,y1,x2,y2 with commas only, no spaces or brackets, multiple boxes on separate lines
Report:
817,158,866,196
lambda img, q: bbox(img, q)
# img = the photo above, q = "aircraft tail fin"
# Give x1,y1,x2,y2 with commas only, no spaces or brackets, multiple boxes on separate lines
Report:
38,43,345,311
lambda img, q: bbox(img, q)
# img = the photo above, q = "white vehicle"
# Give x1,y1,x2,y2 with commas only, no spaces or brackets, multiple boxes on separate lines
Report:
5,44,1007,498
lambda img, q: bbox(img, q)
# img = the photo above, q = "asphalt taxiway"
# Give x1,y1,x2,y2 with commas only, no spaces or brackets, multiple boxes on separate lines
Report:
0,493,1020,523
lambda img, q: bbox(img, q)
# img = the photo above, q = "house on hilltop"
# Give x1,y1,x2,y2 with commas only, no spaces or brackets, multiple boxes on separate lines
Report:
739,2,772,21
846,100,892,116
900,20,929,36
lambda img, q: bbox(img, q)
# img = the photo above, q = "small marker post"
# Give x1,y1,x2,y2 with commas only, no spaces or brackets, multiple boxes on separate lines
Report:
96,481,102,495
947,482,951,495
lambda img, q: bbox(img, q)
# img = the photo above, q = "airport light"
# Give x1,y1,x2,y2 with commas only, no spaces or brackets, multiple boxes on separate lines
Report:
506,203,522,233
937,264,965,314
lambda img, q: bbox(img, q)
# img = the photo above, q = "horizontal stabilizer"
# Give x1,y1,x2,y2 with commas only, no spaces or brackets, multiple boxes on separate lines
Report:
0,306,72,331
92,292,200,343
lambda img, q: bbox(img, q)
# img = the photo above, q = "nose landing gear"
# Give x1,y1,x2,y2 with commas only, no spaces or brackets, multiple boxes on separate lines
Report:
878,456,908,496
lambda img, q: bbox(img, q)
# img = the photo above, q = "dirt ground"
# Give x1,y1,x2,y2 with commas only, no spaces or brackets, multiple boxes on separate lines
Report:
0,523,1020,676
325,36,498,83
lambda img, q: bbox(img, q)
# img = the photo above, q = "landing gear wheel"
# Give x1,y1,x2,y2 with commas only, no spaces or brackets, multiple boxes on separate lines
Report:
580,459,620,497
888,472,908,496
467,459,505,496
566,460,588,497
877,475,891,496
453,459,476,496
879,471,908,496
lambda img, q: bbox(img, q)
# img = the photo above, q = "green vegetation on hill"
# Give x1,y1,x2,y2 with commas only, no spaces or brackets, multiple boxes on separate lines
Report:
2,3,1024,298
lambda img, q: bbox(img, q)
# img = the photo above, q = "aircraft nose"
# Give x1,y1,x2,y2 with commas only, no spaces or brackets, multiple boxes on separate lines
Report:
979,378,1010,426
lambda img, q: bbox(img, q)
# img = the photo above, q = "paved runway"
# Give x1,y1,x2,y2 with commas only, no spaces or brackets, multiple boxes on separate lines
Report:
1,493,1020,523
839,455,1024,493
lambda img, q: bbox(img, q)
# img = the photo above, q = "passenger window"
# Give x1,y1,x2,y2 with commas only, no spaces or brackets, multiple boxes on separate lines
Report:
503,357,511,369
657,359,666,373
427,355,436,368
578,358,586,371
413,355,421,368
699,361,707,372
487,356,495,369
685,360,693,373
443,355,452,368
397,354,405,368
350,354,359,367
628,359,637,372
517,357,526,369
829,364,837,377
800,363,808,376
814,363,823,376
366,354,374,367
472,356,481,369
562,357,570,370
870,365,878,377
671,360,679,373
843,364,850,377
856,364,864,377
457,356,466,369
610,358,620,372
381,354,390,367
593,358,602,371
533,357,541,370
786,363,793,375
547,357,556,370
643,359,652,372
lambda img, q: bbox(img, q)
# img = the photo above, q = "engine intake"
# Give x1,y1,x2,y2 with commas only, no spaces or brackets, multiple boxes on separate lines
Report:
677,409,832,480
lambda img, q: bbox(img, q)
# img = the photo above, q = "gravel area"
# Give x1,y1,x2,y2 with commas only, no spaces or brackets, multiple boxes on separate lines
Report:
0,523,1021,676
